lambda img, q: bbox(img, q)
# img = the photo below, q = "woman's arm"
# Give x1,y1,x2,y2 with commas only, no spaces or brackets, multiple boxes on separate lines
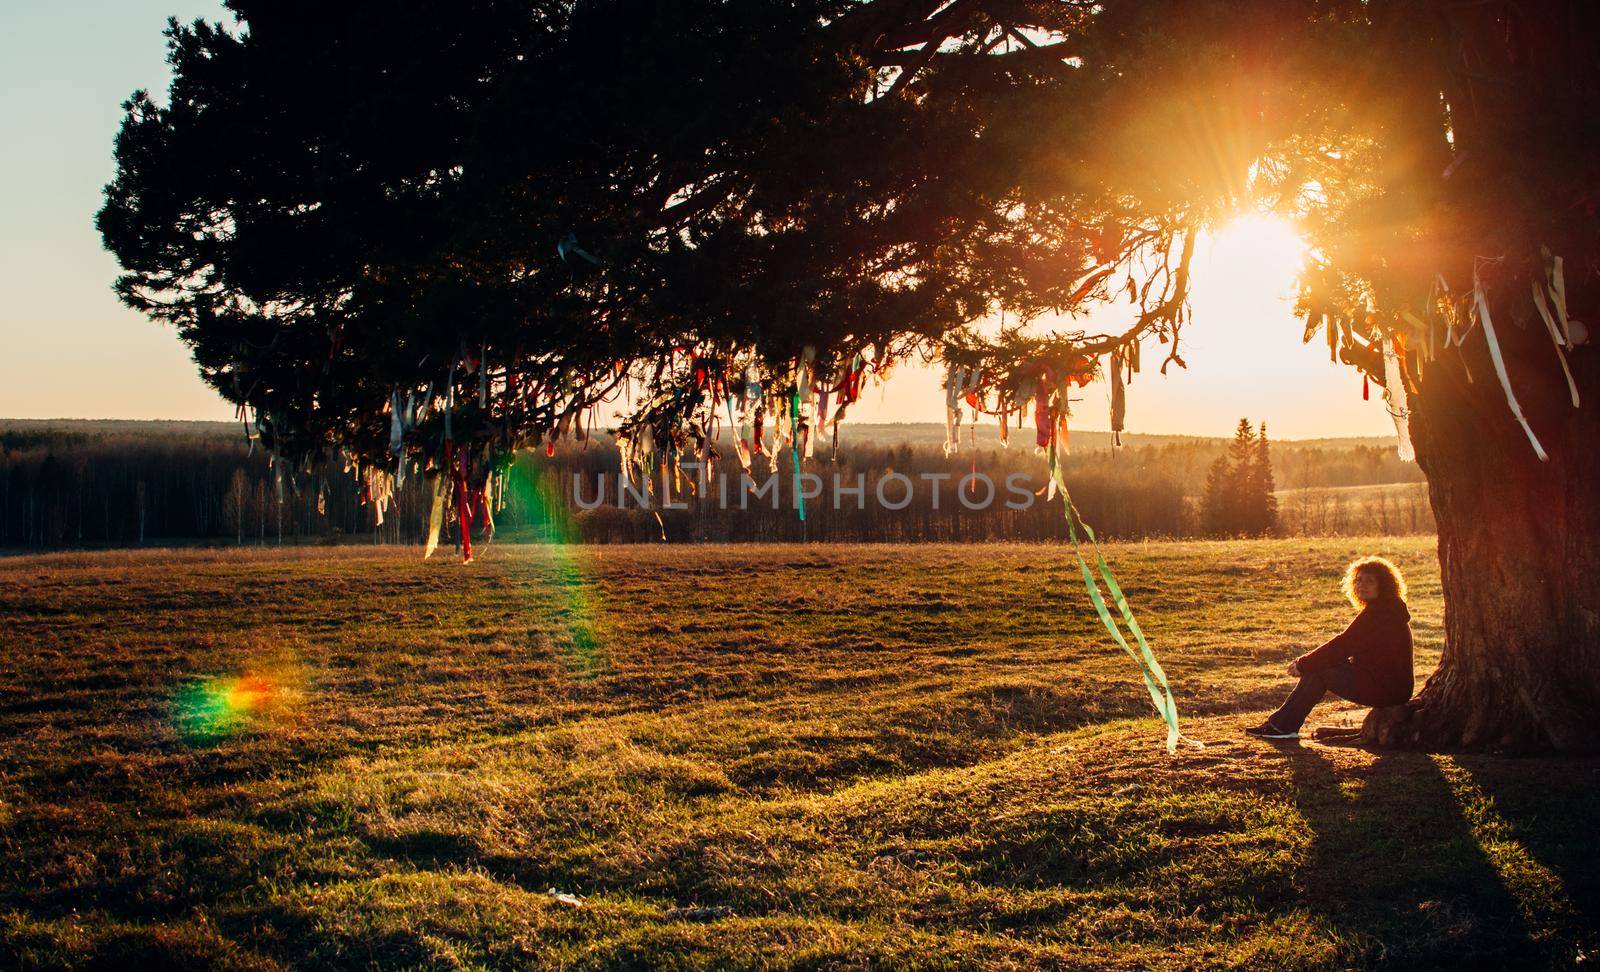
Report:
1295,610,1372,673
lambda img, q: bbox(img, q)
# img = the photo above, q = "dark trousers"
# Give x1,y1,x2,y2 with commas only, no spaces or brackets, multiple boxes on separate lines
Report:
1270,662,1359,731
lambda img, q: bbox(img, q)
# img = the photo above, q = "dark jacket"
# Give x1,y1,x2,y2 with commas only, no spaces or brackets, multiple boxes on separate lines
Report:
1295,598,1414,706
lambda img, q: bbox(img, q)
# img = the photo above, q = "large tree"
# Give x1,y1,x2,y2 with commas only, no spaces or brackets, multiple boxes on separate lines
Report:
102,0,1600,751
1246,0,1599,752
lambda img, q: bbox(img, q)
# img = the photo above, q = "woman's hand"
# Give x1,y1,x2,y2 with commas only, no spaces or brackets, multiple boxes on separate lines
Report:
1286,659,1301,678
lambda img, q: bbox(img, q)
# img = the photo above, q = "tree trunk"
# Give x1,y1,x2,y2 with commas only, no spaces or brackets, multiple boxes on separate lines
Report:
1363,281,1600,752
1342,0,1600,753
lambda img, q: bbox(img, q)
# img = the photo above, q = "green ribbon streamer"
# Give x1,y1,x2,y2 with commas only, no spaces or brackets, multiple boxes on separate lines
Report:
791,389,806,521
1049,441,1192,752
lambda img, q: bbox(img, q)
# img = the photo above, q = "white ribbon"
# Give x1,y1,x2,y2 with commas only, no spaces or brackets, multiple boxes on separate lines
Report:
1381,339,1416,461
1533,281,1580,407
1474,264,1548,461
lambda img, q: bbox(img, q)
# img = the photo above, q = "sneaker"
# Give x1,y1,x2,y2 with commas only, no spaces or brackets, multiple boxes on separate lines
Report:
1244,720,1299,740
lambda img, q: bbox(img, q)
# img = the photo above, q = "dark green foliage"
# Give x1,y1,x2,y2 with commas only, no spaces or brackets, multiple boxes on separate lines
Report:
95,0,1600,506
1256,421,1279,527
98,1,1123,471
1202,418,1278,536
101,1,1320,475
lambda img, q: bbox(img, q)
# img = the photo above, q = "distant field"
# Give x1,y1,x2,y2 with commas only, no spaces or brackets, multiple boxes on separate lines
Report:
0,418,241,439
1,539,1593,968
1273,482,1434,536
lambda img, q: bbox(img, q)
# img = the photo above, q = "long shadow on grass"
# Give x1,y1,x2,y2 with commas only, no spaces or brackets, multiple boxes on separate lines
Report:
1278,745,1572,967
1448,754,1600,956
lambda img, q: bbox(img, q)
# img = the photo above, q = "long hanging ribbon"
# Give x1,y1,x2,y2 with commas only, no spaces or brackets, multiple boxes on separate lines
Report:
943,362,962,457
726,395,752,472
444,360,457,443
1381,338,1416,461
1049,441,1195,753
1532,281,1581,407
453,443,474,564
791,388,806,521
422,473,447,559
478,342,489,408
1474,263,1549,461
1546,250,1572,343
1109,350,1126,447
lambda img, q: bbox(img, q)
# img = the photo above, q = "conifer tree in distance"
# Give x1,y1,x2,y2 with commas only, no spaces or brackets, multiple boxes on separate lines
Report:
1201,450,1233,537
1225,418,1258,534
1202,418,1276,537
1254,422,1279,536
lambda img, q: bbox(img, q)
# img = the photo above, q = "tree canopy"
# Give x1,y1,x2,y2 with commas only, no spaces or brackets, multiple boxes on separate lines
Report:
101,0,1312,477
101,0,1600,468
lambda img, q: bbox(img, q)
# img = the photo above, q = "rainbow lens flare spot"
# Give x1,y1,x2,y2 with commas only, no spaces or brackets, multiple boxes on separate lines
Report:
174,673,277,741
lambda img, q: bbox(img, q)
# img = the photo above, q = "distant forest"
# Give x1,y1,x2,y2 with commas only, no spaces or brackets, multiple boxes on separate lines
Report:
0,421,1429,550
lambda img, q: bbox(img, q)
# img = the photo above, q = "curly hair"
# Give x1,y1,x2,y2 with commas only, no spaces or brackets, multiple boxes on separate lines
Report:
1342,556,1407,609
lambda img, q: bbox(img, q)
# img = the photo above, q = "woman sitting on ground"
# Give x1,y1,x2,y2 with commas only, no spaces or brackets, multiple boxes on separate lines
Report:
1246,556,1415,740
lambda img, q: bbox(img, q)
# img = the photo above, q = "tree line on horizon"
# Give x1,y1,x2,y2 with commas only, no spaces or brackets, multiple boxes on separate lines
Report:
0,425,1428,549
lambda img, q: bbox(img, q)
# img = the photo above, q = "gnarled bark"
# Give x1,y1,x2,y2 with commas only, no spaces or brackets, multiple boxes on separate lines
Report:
1363,284,1600,752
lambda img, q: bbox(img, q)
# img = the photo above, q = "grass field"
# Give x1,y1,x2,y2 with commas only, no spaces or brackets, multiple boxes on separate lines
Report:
1,538,1594,969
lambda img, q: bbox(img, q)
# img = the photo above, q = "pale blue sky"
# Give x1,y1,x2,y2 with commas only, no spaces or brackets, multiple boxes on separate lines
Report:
0,0,235,421
0,2,1397,439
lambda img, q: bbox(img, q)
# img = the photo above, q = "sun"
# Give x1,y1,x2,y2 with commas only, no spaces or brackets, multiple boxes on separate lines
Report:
1204,213,1310,300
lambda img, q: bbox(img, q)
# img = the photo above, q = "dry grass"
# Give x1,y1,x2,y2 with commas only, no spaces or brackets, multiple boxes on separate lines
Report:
0,538,1594,969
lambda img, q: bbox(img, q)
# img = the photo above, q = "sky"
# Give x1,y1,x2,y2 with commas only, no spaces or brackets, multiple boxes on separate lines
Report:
0,2,1400,440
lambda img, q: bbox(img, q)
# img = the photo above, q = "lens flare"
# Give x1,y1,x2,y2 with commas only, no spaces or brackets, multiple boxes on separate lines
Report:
500,458,607,677
174,673,278,741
